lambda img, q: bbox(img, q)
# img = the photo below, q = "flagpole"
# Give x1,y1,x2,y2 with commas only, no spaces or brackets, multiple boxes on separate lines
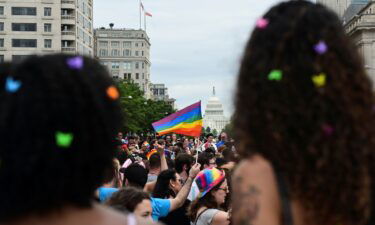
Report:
139,0,141,29
144,12,147,31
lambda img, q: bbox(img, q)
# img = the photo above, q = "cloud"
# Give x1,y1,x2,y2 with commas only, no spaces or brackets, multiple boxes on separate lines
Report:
94,0,284,116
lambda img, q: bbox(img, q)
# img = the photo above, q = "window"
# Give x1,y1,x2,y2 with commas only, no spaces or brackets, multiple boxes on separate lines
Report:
44,39,51,48
142,51,144,56
0,39,3,47
135,62,139,69
99,49,108,56
135,51,139,56
12,7,36,16
12,23,37,31
123,41,131,47
0,6,4,15
99,41,108,47
123,62,132,70
0,22,4,31
44,7,51,16
142,62,145,69
12,55,29,62
135,43,138,47
0,55,4,63
136,73,139,79
44,23,51,32
127,73,132,79
12,39,37,48
111,62,119,69
111,49,119,56
124,49,131,56
111,41,119,47
142,42,144,47
142,73,144,79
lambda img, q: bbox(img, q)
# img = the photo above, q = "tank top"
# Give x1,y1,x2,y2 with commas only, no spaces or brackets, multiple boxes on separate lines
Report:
275,170,293,225
193,208,219,225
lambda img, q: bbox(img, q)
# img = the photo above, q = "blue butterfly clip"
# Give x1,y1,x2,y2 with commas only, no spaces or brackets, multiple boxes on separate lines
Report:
5,77,21,93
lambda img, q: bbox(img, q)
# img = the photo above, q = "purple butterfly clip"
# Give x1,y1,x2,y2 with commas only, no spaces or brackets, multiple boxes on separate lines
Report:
314,41,328,55
67,56,84,70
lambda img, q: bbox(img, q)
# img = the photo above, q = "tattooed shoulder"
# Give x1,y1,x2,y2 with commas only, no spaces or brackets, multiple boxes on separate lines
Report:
232,174,261,225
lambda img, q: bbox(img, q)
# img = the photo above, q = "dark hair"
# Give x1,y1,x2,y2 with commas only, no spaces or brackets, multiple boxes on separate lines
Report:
234,1,375,224
204,147,216,155
198,152,215,170
0,54,122,222
206,133,214,139
121,163,148,188
222,148,236,162
174,153,194,173
152,169,178,199
106,187,150,212
187,179,225,221
149,153,161,169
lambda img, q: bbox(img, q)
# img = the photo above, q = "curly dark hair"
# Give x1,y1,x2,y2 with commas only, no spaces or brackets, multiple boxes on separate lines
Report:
0,54,123,222
234,1,375,224
152,169,178,199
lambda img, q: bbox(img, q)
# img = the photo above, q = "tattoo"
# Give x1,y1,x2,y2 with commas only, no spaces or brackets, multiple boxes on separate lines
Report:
232,176,261,225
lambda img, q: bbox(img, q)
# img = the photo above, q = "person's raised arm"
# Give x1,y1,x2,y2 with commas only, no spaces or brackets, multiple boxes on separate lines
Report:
157,143,168,172
169,163,201,211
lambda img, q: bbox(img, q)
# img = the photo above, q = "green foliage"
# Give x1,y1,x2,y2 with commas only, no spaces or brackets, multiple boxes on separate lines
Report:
212,129,218,137
116,80,175,134
222,119,234,138
205,127,211,133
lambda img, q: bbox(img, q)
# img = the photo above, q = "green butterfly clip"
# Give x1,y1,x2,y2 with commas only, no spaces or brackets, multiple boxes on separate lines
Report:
56,132,74,148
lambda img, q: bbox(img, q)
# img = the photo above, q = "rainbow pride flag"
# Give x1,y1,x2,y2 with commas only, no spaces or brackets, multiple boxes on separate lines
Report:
152,101,203,137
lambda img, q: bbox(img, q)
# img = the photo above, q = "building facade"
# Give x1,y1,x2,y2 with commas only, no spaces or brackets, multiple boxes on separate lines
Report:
94,28,152,98
150,83,176,108
319,0,375,86
317,0,350,17
344,1,375,82
203,88,229,132
0,0,93,62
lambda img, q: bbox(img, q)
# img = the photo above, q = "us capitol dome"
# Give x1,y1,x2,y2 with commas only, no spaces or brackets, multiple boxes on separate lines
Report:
203,87,229,132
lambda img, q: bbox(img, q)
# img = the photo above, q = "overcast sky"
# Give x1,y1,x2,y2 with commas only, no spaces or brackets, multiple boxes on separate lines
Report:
93,0,287,116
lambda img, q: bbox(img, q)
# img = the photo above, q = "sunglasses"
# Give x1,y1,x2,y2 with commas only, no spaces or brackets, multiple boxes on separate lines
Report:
218,187,229,192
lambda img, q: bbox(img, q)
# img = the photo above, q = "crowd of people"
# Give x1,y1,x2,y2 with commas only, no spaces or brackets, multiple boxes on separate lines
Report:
2,0,375,225
103,132,236,225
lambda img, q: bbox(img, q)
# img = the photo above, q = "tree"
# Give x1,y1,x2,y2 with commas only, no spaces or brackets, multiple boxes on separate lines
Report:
116,80,175,134
222,119,234,138
212,129,218,137
205,127,211,133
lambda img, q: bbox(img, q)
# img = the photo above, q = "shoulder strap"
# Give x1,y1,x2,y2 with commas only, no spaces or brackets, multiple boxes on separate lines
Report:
194,208,209,225
275,170,294,225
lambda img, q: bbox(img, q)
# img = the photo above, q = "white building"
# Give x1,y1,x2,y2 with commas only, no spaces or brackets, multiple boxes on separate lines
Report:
94,27,152,98
203,87,229,132
150,83,176,108
319,0,375,87
317,0,350,17
0,0,94,62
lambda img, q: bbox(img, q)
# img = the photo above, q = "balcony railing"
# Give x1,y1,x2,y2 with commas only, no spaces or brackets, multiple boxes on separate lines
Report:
62,31,75,36
62,47,75,52
61,0,75,4
61,15,75,20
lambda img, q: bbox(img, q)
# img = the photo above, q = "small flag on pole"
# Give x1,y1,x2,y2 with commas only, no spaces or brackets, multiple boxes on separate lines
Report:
145,12,153,17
